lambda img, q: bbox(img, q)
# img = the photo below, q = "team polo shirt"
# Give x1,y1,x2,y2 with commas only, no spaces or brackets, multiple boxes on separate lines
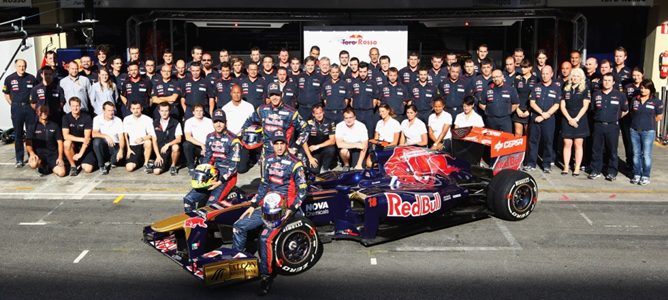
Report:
401,118,427,145
454,111,485,128
62,113,93,138
375,118,402,142
630,96,663,131
123,114,156,146
184,117,214,144
428,112,453,140
335,120,368,143
28,121,63,152
93,115,124,144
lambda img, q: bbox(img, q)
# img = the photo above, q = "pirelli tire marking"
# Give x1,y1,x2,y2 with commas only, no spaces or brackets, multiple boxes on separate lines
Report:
273,218,321,275
505,176,538,220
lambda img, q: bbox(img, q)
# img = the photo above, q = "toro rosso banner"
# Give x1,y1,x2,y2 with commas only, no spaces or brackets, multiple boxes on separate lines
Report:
303,26,408,69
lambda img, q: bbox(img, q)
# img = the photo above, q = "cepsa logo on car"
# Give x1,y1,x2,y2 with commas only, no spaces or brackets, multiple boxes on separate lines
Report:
340,34,378,46
386,192,442,217
494,137,524,152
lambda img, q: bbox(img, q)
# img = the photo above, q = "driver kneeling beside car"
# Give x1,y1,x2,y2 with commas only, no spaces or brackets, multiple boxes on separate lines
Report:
232,129,307,296
183,109,241,212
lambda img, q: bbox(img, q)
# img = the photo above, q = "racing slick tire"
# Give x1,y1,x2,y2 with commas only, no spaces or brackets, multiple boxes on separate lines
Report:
487,169,538,221
273,217,323,276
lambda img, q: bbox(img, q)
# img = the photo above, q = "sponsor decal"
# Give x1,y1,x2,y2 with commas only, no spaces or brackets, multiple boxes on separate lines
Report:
494,138,524,152
305,201,329,217
386,192,442,217
202,250,223,258
283,220,303,232
184,217,208,229
514,177,530,185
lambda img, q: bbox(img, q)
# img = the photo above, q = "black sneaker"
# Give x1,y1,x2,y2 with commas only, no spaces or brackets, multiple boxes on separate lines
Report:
169,166,178,176
69,166,79,176
144,164,152,174
605,174,616,181
100,168,109,175
15,161,24,168
258,275,274,296
188,168,195,176
543,167,551,174
588,172,601,180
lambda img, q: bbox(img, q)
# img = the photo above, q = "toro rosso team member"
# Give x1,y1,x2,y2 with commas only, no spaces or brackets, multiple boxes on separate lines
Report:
183,109,240,212
242,82,308,158
233,130,308,296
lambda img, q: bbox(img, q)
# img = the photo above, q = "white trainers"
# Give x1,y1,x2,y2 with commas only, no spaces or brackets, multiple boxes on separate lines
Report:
639,177,650,186
630,176,640,185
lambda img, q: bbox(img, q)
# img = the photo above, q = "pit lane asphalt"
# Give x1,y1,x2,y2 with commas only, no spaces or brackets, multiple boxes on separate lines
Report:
0,197,666,300
1,143,667,299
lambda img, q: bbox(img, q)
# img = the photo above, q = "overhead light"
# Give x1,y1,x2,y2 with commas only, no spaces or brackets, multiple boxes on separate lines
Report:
190,21,287,29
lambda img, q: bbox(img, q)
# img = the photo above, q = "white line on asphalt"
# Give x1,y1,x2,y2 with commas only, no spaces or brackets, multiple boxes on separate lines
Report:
370,258,377,265
495,220,522,249
572,204,593,226
18,222,47,226
579,212,593,226
73,250,89,264
604,225,639,228
394,246,523,252
18,201,64,225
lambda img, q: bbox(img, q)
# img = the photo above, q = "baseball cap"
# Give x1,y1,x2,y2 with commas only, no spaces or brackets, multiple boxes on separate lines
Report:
212,109,226,122
267,82,282,96
271,130,287,143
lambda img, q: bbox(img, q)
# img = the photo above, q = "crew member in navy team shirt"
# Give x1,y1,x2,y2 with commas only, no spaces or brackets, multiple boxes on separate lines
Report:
3,59,37,167
478,69,519,133
588,73,629,181
321,64,350,124
296,56,321,120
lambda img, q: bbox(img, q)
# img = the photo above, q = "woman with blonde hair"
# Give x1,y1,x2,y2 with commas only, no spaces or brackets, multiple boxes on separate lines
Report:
89,68,118,117
560,67,590,176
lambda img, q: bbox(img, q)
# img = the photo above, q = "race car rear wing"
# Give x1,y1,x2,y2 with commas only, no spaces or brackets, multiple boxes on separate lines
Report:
451,127,526,175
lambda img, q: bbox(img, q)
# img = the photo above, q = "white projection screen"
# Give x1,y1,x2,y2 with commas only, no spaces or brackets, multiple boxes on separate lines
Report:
303,26,408,69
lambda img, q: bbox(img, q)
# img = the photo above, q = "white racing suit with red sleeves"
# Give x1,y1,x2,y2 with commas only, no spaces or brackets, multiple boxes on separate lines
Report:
232,152,308,276
182,130,241,212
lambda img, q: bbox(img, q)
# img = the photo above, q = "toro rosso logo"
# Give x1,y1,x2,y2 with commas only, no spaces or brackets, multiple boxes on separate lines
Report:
386,192,442,217
340,34,378,46
184,217,208,229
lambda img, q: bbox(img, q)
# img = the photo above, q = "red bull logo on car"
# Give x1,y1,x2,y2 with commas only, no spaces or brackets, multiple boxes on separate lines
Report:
340,34,378,46
184,217,208,229
386,192,442,217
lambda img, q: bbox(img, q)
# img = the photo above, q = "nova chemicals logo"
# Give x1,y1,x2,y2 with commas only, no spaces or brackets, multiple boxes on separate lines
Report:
340,34,378,46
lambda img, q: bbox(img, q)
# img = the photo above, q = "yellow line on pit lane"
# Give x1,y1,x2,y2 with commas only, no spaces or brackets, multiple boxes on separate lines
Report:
113,194,125,204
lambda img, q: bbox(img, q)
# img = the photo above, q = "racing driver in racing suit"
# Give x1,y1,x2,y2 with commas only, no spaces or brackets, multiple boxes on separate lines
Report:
242,82,308,160
183,109,241,212
233,129,308,296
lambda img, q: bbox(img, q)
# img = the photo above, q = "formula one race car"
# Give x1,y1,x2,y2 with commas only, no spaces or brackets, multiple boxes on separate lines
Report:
143,126,537,287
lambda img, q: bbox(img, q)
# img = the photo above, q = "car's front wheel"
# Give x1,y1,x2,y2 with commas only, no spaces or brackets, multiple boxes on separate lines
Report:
273,217,323,276
487,169,538,221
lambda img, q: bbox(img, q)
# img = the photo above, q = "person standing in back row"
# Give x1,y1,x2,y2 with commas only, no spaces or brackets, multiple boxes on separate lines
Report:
3,59,37,168
588,73,629,181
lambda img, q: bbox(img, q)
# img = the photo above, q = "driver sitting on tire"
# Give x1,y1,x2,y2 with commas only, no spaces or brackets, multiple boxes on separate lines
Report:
232,129,308,296
182,109,241,213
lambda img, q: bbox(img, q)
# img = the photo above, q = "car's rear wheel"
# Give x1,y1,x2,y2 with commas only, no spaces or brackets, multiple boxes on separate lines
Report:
273,217,323,276
487,169,538,221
